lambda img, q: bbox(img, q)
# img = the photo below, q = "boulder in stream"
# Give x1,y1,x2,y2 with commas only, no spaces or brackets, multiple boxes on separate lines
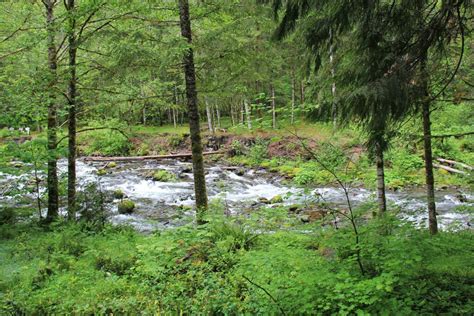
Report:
118,200,135,214
151,170,177,182
258,197,270,204
300,209,328,223
270,195,283,204
113,189,125,199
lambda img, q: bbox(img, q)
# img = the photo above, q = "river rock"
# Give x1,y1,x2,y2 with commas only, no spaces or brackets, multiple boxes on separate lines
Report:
118,200,135,214
300,209,328,223
113,189,125,199
97,169,107,176
235,168,245,176
456,194,468,203
258,197,270,204
288,205,302,213
152,170,176,182
181,165,193,173
270,195,283,204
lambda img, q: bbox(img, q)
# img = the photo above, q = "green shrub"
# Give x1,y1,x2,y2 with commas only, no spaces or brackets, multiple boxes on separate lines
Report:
0,208,15,225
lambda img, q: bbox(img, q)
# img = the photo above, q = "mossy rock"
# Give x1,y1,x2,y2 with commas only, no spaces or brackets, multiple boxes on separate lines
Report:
113,189,124,199
118,200,135,214
107,162,117,168
258,197,270,204
97,169,107,176
152,170,177,182
270,195,283,204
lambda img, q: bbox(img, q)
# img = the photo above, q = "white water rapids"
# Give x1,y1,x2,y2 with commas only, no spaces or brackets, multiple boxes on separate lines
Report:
0,159,472,232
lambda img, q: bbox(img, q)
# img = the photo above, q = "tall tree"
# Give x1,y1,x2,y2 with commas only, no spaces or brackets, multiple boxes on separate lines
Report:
44,0,59,223
178,0,208,223
65,0,77,220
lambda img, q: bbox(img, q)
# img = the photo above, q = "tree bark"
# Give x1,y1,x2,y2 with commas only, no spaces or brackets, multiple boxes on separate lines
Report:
422,98,438,234
329,27,337,128
205,98,214,133
45,0,59,223
375,143,387,214
300,80,305,104
178,0,208,223
291,70,296,124
244,99,252,129
215,104,221,128
271,83,276,129
66,0,77,220
421,59,438,235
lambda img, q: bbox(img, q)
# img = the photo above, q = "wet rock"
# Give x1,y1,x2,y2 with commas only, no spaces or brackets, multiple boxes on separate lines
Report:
97,169,107,176
118,200,135,214
113,189,124,199
235,168,245,176
300,209,328,223
288,205,302,213
107,162,117,168
270,195,283,204
456,194,468,203
181,165,193,173
258,197,270,204
152,170,177,182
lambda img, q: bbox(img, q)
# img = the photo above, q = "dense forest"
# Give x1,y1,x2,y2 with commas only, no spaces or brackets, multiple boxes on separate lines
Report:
0,0,473,314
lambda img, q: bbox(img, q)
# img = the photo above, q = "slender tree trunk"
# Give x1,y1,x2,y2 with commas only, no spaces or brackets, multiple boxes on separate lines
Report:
244,99,252,129
178,0,208,223
291,71,296,124
423,102,438,234
271,84,276,129
172,108,177,128
240,101,244,124
215,104,221,128
300,80,305,104
230,103,235,126
419,57,438,235
45,0,59,223
329,27,337,128
205,98,214,133
143,106,146,125
375,143,387,214
66,0,77,220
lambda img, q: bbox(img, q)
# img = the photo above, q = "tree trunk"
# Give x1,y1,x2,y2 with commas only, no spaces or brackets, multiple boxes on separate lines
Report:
172,108,177,128
420,57,438,235
375,143,387,214
230,103,235,126
329,27,337,128
66,0,77,220
422,97,438,234
244,99,252,129
45,0,59,223
291,71,296,124
300,80,305,104
178,0,208,223
271,84,276,129
205,98,214,133
215,104,221,128
240,101,244,124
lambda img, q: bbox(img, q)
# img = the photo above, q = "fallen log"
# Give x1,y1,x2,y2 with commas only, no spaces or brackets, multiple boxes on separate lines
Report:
436,158,473,171
433,163,468,175
83,150,226,162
